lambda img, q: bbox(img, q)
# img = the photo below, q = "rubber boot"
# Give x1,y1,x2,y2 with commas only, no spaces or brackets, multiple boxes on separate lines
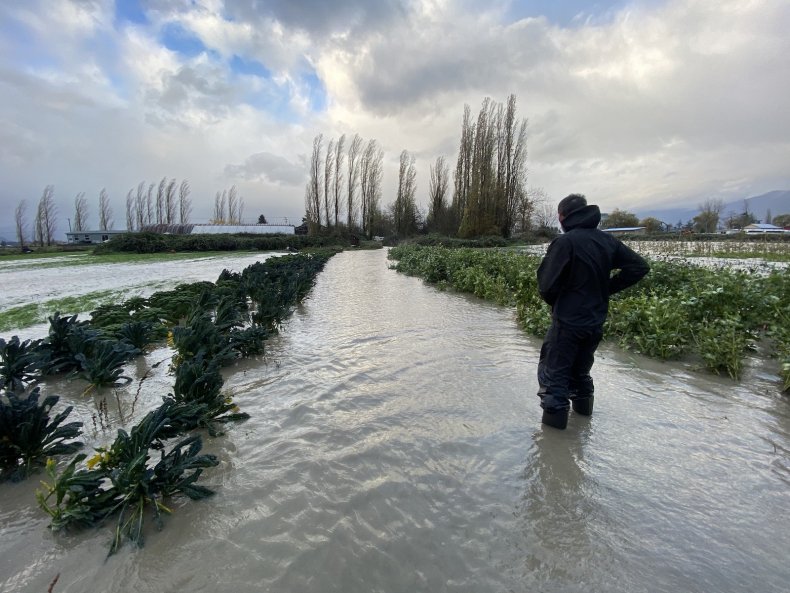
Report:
541,408,569,430
571,396,594,416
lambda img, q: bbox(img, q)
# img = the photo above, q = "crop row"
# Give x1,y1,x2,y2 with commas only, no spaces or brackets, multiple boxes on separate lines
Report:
388,245,790,390
0,250,336,554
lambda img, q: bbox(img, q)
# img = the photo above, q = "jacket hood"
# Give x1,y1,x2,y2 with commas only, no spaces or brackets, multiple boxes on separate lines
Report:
560,204,601,232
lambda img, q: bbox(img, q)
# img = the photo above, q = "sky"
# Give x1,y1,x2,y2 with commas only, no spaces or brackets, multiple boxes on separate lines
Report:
1,0,789,238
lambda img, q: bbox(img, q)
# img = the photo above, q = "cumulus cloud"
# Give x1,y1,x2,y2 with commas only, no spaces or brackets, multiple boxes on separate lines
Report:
0,0,789,241
224,152,305,185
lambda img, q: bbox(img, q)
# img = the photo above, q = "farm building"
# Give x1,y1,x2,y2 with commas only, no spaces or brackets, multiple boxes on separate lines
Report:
743,223,788,234
66,230,130,244
603,226,647,235
141,223,295,235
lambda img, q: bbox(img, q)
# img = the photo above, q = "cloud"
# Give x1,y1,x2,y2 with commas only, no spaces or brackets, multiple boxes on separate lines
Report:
1,0,789,242
224,152,306,185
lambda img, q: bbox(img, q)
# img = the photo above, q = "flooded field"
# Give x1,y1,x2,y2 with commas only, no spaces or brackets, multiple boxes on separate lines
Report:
1,249,789,592
0,251,282,338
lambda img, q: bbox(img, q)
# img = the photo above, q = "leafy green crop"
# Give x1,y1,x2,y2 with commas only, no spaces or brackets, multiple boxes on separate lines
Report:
37,403,218,555
1,388,83,481
389,245,790,389
0,336,41,392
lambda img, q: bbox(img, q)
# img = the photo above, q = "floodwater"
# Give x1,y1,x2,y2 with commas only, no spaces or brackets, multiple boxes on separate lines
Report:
1,249,789,593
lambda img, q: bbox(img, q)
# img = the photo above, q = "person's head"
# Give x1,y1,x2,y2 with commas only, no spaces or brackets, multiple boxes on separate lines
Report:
557,193,587,222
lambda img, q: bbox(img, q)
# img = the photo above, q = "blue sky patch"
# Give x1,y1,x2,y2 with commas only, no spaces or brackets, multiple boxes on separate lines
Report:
114,0,148,26
302,71,327,112
160,22,207,57
230,55,272,79
507,0,624,26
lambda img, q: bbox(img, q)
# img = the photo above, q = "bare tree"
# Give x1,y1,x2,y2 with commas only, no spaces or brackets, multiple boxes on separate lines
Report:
156,177,166,223
394,149,418,236
227,185,239,224
359,139,383,238
693,197,724,233
34,200,44,246
213,191,226,223
304,183,318,234
34,185,58,246
99,188,113,230
503,96,529,237
532,200,557,230
14,200,28,248
427,155,449,233
306,134,324,234
73,192,88,232
324,138,335,230
135,182,146,229
125,189,136,231
346,133,362,229
514,187,542,234
451,104,474,235
165,178,177,224
178,180,191,224
237,196,245,224
453,95,528,238
333,134,346,227
146,183,155,225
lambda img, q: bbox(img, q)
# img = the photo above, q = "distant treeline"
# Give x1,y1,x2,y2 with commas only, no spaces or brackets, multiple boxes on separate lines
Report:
93,232,348,254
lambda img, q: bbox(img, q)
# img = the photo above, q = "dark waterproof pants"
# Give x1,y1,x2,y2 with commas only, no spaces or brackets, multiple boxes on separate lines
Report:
537,321,604,412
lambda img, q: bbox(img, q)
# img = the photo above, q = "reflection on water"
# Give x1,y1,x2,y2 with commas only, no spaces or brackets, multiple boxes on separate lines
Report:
1,249,788,593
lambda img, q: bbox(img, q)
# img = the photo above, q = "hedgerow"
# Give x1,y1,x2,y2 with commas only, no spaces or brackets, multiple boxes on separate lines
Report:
389,245,790,388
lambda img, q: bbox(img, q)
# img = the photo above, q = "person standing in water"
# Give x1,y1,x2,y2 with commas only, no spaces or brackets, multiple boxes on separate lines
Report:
536,194,650,429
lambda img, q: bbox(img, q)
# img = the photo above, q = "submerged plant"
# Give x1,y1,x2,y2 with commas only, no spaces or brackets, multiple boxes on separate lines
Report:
38,403,219,555
76,340,139,390
117,320,165,351
0,336,41,392
0,388,83,481
228,325,269,357
37,313,99,375
168,353,249,436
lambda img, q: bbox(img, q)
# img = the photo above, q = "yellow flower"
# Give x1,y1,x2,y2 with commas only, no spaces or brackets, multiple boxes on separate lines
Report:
86,453,102,470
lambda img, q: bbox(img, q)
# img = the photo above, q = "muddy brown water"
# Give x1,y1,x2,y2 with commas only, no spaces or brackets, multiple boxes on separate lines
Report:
1,249,788,592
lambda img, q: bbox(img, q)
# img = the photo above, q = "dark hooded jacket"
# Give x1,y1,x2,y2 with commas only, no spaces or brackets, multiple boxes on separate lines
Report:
537,205,649,328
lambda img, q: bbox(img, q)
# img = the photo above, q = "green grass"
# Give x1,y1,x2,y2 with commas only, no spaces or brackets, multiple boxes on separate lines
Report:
0,290,120,332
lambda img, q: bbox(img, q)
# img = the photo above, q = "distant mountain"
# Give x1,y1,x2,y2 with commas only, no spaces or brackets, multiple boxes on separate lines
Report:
633,190,790,226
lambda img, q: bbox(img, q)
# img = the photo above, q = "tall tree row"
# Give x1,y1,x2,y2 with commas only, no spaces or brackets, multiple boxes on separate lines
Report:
212,185,243,224
453,94,528,238
304,132,383,237
359,139,383,239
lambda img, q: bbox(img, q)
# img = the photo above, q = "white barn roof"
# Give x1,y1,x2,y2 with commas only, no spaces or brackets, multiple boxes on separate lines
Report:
188,224,295,235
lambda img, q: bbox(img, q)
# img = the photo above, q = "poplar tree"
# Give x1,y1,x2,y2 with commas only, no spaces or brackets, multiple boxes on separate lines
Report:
333,134,345,228
346,134,362,230
427,156,449,234
73,192,88,232
324,138,335,231
99,188,113,230
15,200,28,248
179,180,192,224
